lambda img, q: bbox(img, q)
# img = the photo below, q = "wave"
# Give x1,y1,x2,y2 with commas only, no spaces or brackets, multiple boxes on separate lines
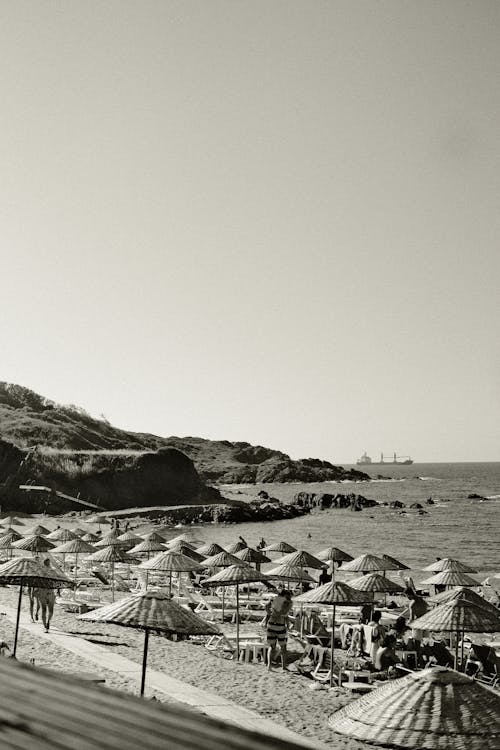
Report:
369,478,406,483
486,494,500,500
417,476,442,481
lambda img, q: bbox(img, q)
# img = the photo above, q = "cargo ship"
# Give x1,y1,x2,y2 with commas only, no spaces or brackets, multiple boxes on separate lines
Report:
356,452,413,466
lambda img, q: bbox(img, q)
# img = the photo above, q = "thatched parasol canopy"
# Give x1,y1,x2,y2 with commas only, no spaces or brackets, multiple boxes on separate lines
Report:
202,551,245,568
411,597,500,633
329,667,500,749
46,528,77,542
273,550,324,569
262,541,297,554
196,542,226,557
0,556,72,656
340,553,386,573
128,539,166,556
381,554,410,571
12,534,55,553
266,564,316,583
79,592,220,696
51,538,95,555
79,591,220,635
295,580,372,606
428,586,500,615
226,541,248,554
139,550,201,573
348,572,405,594
0,556,72,588
0,656,313,749
28,524,51,536
234,547,271,564
423,558,477,574
316,547,353,563
421,570,479,587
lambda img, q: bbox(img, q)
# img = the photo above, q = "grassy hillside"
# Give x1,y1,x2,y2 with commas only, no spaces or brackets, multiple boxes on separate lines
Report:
0,383,368,484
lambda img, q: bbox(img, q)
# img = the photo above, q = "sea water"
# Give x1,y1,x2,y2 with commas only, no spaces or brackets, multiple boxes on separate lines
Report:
192,462,500,585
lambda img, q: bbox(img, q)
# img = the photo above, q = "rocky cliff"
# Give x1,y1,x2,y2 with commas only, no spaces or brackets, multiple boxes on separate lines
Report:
0,383,369,511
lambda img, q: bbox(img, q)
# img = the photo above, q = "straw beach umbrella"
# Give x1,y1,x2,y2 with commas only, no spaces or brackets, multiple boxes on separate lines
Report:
168,539,196,552
381,554,410,571
203,564,270,655
12,534,55,554
423,558,478,574
340,553,387,573
0,556,72,656
139,550,201,595
0,516,25,527
273,550,324,569
226,541,248,554
296,580,372,686
51,538,95,585
81,532,100,543
266,564,316,585
196,542,225,557
142,531,167,543
87,545,131,601
234,547,271,567
262,541,297,554
329,667,500,749
349,573,405,594
316,547,353,581
201,552,246,621
316,547,353,564
0,656,318,750
0,529,23,558
128,539,166,558
411,597,500,669
172,544,206,564
46,528,77,542
428,586,500,615
28,524,50,536
421,570,480,588
79,592,220,696
202,550,245,568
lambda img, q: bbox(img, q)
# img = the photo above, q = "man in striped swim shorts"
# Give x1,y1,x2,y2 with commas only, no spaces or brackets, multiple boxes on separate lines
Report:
266,589,293,671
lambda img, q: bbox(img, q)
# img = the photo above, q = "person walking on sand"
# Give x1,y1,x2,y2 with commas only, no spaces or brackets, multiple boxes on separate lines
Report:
266,589,293,671
33,560,57,633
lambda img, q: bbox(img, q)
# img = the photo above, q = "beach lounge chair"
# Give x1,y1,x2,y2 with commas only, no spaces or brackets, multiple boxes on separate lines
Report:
466,644,499,687
205,632,262,660
310,650,339,685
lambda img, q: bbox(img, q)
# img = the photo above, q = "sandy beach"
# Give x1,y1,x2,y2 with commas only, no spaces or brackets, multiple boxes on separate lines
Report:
0,585,368,748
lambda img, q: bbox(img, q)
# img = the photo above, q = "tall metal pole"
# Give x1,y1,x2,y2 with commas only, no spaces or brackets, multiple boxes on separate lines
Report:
140,628,149,696
330,602,336,688
236,585,240,657
13,583,24,657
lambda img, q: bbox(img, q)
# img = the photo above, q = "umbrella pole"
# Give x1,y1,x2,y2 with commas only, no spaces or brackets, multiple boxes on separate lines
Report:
236,585,240,658
13,583,23,658
454,628,459,671
74,553,78,587
140,628,149,696
111,561,115,602
460,625,465,671
330,603,336,688
169,572,172,597
222,588,225,623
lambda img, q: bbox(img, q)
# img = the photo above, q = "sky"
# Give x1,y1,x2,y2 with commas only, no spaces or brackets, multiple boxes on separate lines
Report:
1,1,499,463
